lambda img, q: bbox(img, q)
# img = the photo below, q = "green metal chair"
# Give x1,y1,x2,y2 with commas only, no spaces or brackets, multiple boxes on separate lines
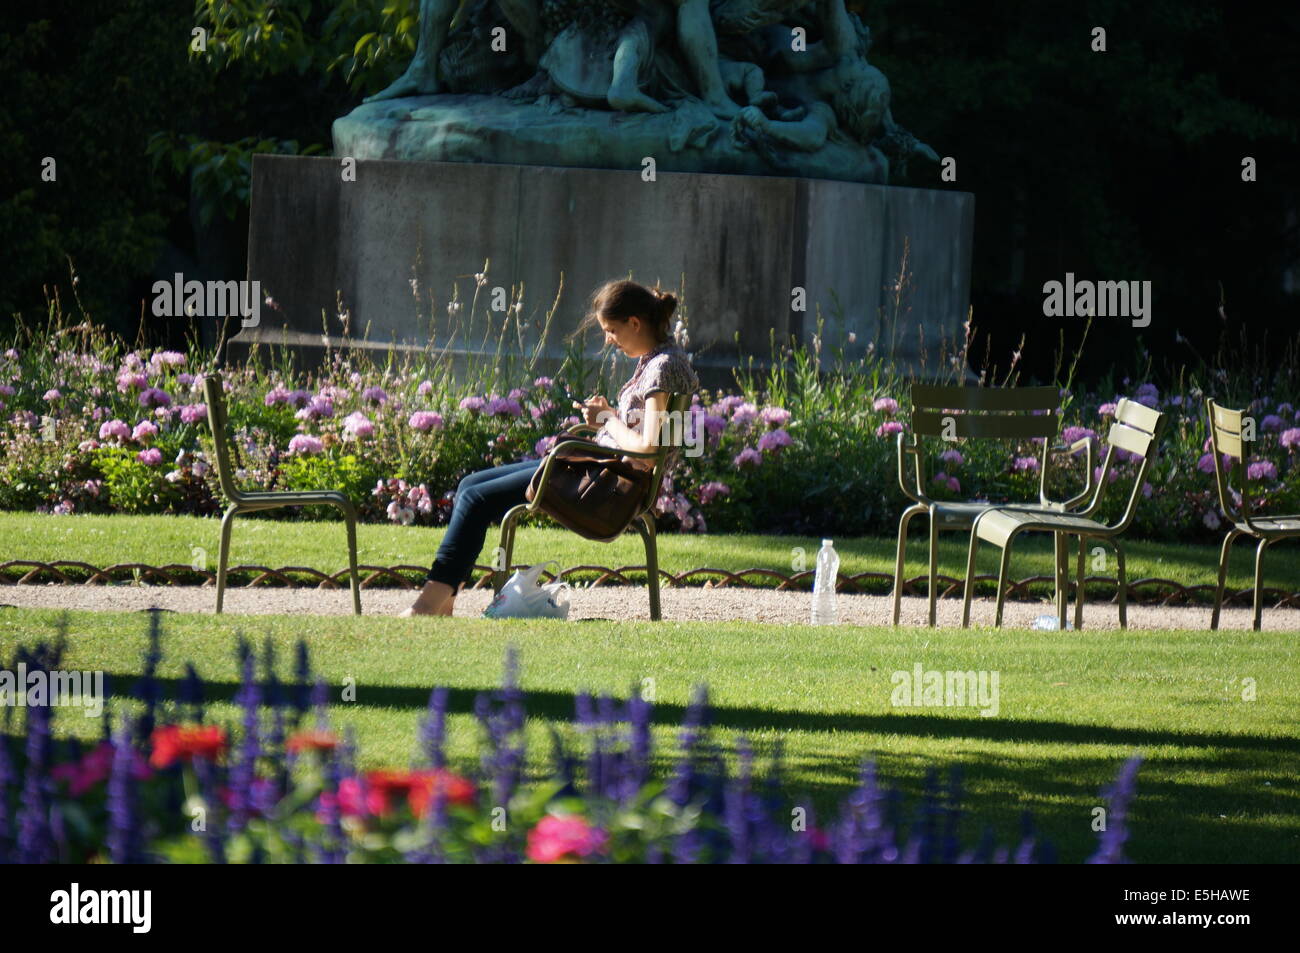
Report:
494,392,691,621
893,384,1095,626
1206,398,1300,631
202,371,362,615
961,398,1166,630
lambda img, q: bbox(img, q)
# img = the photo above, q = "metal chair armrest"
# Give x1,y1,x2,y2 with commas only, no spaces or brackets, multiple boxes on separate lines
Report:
1042,436,1095,510
896,432,925,504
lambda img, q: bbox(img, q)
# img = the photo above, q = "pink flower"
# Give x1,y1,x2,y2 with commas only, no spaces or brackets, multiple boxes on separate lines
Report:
343,411,374,439
533,376,554,388
295,396,334,420
138,387,171,408
459,395,486,413
947,476,960,493
150,350,186,368
1061,426,1097,446
760,406,792,428
43,388,61,401
264,384,291,406
873,397,899,415
51,742,152,797
288,434,324,455
117,371,147,392
1197,453,1218,475
408,411,444,432
534,435,559,458
98,419,131,442
940,449,964,465
699,481,731,505
1247,460,1277,482
757,428,792,453
1011,455,1039,473
486,396,523,417
875,421,904,438
703,413,727,436
1203,510,1221,531
137,447,163,466
1280,428,1300,452
1092,466,1120,485
179,403,208,425
1098,402,1118,417
132,420,159,443
733,447,762,468
525,814,609,863
386,501,415,525
362,386,389,404
417,380,433,396
730,402,759,426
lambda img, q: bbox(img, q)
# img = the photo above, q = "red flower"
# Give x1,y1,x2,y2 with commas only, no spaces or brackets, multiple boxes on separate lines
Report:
408,769,477,817
285,729,340,754
149,724,228,769
326,769,476,819
525,814,609,863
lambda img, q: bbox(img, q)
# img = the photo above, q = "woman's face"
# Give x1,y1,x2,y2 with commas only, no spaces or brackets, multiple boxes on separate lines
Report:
597,314,654,357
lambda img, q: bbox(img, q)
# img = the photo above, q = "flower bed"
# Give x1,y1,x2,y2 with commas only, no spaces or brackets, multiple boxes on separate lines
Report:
0,619,1140,864
1,320,1296,540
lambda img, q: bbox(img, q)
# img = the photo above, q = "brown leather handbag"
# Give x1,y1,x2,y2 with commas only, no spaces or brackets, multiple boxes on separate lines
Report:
525,438,655,540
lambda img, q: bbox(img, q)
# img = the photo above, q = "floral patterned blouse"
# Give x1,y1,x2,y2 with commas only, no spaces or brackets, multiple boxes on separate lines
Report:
595,342,699,470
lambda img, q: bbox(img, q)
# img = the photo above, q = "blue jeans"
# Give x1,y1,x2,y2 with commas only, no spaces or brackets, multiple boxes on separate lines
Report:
427,459,541,590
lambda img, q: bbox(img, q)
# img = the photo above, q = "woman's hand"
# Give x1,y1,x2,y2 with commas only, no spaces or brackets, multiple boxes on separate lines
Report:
573,395,613,428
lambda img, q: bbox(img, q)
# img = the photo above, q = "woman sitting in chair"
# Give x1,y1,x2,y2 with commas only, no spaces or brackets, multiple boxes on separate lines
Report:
401,278,700,616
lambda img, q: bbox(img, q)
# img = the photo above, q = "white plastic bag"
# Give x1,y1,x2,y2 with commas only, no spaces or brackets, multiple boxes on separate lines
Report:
483,560,571,619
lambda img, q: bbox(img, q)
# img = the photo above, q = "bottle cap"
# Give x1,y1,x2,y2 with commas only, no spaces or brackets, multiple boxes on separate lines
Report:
822,539,833,547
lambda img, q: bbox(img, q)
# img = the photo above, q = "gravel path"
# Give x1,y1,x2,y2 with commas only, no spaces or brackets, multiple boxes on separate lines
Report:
1,583,1297,630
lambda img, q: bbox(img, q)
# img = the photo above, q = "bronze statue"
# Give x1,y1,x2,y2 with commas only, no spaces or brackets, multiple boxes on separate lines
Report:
339,0,937,185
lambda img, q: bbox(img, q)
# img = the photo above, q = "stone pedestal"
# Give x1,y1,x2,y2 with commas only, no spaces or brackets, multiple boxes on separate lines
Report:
235,154,974,385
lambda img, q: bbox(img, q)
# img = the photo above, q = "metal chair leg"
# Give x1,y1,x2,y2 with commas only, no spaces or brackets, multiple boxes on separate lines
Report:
1252,537,1270,631
1114,541,1128,629
638,514,661,621
994,541,1014,628
961,529,980,628
215,506,237,614
927,508,939,627
343,507,361,615
1074,536,1086,631
1054,533,1067,630
495,506,525,594
893,506,922,626
1211,529,1240,630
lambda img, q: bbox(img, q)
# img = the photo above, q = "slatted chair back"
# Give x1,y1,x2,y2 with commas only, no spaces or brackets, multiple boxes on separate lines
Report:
905,384,1063,502
202,371,245,504
1090,398,1166,530
1205,398,1251,523
635,392,693,517
910,384,1063,440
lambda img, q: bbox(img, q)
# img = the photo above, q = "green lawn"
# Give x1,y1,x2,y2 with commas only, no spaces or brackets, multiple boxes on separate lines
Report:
2,512,1298,599
3,607,1297,863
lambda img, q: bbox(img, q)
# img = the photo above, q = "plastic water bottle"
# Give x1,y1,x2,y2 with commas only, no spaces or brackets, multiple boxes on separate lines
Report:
1031,614,1074,631
811,539,839,625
